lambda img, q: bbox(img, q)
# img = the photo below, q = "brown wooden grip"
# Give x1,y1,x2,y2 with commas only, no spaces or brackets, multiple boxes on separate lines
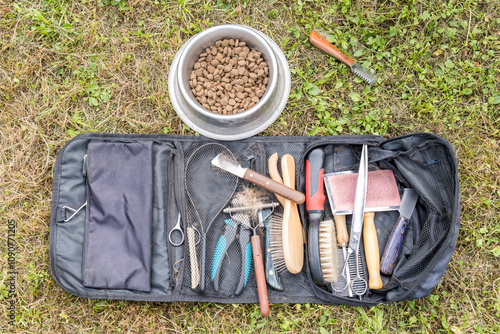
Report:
333,214,349,245
281,199,304,274
281,154,305,272
243,169,305,204
309,31,355,67
251,235,270,317
281,154,295,188
268,152,287,206
363,212,383,289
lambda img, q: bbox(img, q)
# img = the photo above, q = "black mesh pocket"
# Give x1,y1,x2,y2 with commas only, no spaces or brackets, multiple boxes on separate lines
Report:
295,139,458,304
180,139,317,301
391,144,456,286
181,141,252,297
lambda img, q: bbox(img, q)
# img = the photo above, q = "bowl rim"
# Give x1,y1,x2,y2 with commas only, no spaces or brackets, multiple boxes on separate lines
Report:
168,25,291,140
176,24,278,120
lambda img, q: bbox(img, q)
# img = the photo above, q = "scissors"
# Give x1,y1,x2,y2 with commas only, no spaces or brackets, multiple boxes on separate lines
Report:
169,213,200,246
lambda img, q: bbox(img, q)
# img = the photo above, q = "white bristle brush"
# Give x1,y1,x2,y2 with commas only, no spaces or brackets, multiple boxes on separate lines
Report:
318,219,338,283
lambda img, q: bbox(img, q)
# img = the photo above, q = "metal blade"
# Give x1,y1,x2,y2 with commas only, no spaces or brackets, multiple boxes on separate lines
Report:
399,188,419,219
211,153,247,178
348,145,368,254
351,63,378,84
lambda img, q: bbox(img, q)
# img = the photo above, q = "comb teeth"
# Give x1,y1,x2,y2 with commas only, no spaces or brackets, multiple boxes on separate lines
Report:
330,249,349,293
331,250,366,298
351,63,378,84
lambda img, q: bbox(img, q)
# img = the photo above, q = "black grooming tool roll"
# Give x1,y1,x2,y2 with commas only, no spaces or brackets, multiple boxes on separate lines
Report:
49,132,460,306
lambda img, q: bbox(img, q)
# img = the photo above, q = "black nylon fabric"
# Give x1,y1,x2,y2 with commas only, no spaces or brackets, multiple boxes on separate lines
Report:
49,133,460,305
83,141,153,292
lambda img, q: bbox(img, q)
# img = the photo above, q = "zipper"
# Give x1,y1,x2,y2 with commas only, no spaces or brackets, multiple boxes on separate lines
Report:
425,159,440,166
82,151,91,283
297,136,385,172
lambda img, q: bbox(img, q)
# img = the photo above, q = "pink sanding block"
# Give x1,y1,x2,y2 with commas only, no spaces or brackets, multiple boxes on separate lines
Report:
324,169,401,215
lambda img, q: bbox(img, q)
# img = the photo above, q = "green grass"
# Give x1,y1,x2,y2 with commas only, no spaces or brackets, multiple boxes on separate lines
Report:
1,0,499,332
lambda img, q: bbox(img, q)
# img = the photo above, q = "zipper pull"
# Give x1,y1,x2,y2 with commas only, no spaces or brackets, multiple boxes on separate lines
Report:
83,154,88,177
425,159,440,166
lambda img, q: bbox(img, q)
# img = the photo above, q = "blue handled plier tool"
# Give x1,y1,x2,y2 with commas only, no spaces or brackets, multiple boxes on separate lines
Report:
211,218,252,295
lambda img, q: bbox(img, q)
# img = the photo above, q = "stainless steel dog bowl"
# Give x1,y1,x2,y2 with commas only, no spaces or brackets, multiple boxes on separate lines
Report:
168,24,291,141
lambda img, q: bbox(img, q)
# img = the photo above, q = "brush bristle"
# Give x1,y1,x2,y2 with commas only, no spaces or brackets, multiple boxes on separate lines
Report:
269,212,287,274
325,169,401,214
318,220,338,283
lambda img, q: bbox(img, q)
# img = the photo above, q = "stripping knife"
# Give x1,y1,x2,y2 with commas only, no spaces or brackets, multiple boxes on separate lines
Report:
380,188,419,275
310,32,378,84
212,153,305,204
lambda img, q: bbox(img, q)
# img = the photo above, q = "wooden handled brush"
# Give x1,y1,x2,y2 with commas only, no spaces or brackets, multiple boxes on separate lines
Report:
268,153,304,275
281,154,304,274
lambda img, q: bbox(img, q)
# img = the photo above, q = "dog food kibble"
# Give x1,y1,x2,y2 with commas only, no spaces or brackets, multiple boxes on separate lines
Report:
189,39,269,115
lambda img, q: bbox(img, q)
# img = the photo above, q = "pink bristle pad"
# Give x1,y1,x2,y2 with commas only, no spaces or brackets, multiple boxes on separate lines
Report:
326,169,400,213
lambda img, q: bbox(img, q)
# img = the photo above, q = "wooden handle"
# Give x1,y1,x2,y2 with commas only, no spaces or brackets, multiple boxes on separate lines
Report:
243,169,305,204
251,235,270,317
281,199,304,274
268,153,287,206
281,154,295,187
363,212,383,289
269,152,303,273
333,214,349,245
281,154,304,274
309,31,355,67
187,227,200,290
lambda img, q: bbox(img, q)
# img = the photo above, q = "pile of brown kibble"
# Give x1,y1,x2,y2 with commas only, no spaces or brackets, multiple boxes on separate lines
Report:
189,38,269,115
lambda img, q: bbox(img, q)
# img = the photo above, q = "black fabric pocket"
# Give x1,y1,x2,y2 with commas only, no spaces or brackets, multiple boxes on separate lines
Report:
83,141,153,292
